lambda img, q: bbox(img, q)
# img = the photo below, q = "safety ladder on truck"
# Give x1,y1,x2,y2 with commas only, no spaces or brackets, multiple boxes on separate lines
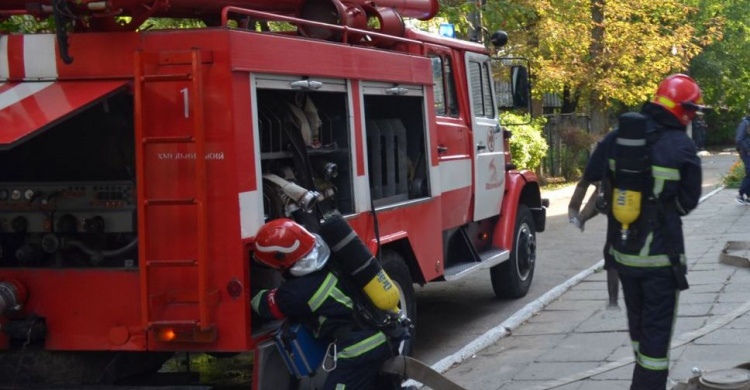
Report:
134,48,217,343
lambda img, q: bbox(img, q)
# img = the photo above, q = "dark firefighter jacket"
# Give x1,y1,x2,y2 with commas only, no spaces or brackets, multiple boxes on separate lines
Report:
583,103,702,276
252,270,388,360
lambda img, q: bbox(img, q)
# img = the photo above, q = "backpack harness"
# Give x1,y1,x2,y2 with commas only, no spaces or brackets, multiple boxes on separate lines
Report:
608,112,689,290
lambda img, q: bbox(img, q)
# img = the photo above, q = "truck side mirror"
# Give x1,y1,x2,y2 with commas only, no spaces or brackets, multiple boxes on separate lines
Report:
492,57,532,125
511,65,530,110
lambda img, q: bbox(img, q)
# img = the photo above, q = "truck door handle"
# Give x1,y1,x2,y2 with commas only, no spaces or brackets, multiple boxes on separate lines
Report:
437,145,448,154
477,144,486,151
385,86,409,95
290,80,323,90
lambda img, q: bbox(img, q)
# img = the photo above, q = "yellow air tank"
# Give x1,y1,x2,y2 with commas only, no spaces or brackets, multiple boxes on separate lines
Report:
320,214,401,313
612,188,641,240
362,268,400,312
611,111,651,242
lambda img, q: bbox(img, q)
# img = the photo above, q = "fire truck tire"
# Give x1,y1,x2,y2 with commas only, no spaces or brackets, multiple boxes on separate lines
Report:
490,204,536,299
381,250,416,356
0,350,172,385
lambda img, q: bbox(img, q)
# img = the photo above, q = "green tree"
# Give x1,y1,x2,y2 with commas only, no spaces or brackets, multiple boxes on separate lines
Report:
501,113,548,171
0,15,53,33
138,18,205,30
430,0,722,133
688,0,749,143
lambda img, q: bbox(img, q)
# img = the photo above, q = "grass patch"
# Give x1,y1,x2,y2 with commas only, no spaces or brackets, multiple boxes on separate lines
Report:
160,352,253,386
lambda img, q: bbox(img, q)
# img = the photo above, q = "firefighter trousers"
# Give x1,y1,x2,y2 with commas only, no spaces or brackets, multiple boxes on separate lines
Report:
619,269,679,390
322,331,396,390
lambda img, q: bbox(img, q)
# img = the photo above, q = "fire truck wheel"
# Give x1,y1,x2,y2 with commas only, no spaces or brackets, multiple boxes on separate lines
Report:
381,250,416,356
490,204,536,299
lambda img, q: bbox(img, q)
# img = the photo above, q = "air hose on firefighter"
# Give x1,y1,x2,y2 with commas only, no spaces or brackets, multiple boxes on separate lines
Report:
611,112,650,241
319,214,401,314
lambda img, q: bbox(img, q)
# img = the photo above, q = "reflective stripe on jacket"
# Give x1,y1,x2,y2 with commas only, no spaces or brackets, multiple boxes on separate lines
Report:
251,270,387,354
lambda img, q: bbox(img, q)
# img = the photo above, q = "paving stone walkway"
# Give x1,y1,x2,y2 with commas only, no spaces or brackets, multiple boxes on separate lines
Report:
443,188,750,390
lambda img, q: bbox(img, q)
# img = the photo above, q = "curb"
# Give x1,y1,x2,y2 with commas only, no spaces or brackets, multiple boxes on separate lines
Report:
429,259,605,375
412,186,727,386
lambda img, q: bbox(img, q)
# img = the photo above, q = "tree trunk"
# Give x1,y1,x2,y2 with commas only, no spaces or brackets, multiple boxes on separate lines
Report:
589,0,605,62
588,0,608,134
532,98,544,117
589,98,609,134
561,85,579,114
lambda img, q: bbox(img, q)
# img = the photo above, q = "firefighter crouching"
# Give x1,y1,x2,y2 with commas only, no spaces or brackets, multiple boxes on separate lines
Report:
583,74,705,390
251,219,405,390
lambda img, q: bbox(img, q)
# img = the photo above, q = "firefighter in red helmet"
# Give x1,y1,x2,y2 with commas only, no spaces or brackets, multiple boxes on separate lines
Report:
652,74,705,125
583,74,705,390
251,219,398,390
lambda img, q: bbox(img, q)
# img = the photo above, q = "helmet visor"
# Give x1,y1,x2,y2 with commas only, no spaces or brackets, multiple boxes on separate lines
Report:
289,234,330,277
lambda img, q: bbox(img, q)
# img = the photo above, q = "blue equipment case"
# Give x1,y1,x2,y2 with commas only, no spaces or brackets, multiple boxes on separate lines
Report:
274,323,328,378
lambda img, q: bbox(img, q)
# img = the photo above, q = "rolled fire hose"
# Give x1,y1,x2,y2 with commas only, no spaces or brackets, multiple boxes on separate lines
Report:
567,180,600,228
0,280,25,316
263,174,320,212
671,363,750,390
67,237,138,265
719,241,750,268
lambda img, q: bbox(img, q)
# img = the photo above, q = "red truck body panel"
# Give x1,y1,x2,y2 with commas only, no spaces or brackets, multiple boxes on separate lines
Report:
0,5,542,359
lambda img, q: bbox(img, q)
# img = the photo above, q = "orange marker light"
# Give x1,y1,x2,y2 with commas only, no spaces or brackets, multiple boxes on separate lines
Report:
156,328,176,342
152,323,216,343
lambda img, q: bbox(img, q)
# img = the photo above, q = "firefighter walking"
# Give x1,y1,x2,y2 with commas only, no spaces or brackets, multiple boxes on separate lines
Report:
583,74,705,390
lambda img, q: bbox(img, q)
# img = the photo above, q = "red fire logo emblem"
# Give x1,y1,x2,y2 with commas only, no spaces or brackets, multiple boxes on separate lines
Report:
486,157,502,190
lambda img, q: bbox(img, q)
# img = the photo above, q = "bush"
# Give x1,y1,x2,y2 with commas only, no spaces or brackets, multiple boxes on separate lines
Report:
558,126,597,180
501,113,548,172
723,159,745,188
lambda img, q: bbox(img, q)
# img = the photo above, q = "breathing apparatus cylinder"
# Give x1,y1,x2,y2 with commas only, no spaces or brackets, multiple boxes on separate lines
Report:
319,214,401,313
613,189,641,239
612,112,650,241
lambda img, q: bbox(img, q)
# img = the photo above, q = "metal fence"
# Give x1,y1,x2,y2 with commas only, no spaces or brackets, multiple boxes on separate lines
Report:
542,113,592,178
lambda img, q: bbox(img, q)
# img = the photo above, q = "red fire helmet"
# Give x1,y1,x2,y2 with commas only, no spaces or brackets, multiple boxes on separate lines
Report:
652,74,704,125
253,219,317,271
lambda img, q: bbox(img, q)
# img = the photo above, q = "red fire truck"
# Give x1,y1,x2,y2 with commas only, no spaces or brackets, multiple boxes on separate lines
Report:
0,0,546,387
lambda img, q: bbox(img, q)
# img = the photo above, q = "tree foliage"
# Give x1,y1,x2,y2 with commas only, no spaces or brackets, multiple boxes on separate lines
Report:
688,0,749,117
501,112,548,171
3,1,747,141
429,0,727,130
138,18,205,30
0,15,53,33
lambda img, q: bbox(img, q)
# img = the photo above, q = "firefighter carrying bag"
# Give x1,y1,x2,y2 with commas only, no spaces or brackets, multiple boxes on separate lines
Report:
274,322,327,378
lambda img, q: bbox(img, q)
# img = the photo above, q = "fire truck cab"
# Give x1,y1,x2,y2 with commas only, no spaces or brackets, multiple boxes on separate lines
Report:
0,0,545,386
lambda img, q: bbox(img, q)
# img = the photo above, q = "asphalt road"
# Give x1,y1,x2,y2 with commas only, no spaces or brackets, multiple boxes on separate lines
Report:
411,149,737,365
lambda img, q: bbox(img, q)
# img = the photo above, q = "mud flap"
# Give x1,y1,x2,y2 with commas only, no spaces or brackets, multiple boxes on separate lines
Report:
381,355,467,390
